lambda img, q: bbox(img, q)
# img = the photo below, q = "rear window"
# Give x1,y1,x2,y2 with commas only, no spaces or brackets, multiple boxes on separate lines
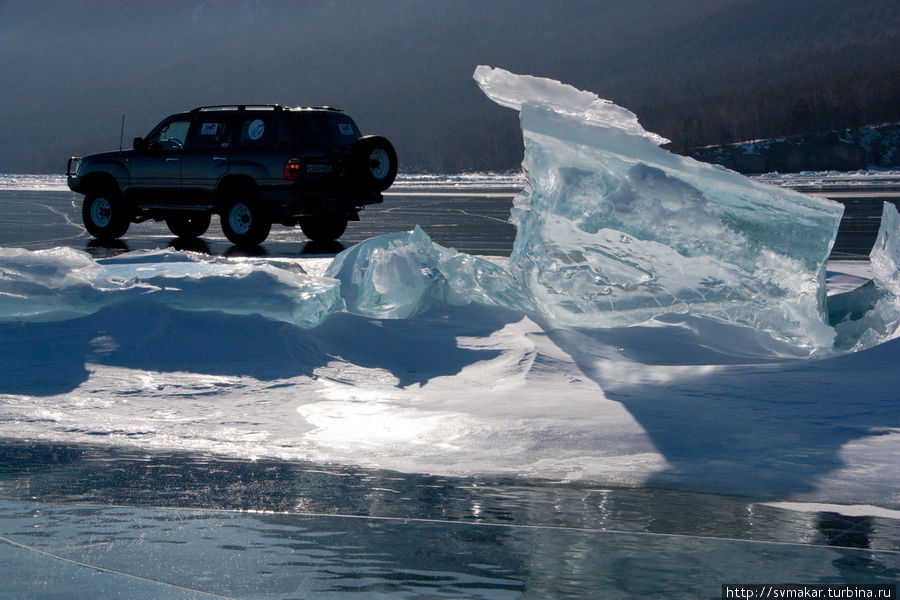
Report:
294,112,360,149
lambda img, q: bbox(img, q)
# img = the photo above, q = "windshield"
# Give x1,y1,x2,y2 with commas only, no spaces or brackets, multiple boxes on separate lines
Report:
294,112,360,149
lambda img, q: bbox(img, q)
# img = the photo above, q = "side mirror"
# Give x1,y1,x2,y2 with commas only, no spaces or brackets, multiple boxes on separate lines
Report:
133,137,145,151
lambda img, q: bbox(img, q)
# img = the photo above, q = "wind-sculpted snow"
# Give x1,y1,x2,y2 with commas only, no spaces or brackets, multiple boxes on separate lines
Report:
474,65,845,350
325,225,532,318
0,248,341,328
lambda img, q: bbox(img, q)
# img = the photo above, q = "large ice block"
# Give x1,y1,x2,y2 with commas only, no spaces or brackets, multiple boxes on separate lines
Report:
474,66,844,349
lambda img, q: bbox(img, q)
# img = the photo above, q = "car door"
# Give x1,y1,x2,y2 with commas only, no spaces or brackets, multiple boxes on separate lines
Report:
180,117,233,207
127,117,191,204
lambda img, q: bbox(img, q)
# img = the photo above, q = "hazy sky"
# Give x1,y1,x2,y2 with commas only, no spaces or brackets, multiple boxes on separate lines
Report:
2,0,899,173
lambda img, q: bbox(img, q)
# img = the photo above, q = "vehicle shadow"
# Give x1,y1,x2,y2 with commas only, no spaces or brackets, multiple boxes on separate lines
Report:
85,238,130,258
300,240,345,256
168,237,212,254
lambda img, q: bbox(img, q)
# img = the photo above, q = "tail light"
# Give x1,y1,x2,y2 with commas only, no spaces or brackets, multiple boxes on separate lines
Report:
283,158,302,180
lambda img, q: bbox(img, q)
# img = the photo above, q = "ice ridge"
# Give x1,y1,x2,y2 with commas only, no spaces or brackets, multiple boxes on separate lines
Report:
0,248,341,328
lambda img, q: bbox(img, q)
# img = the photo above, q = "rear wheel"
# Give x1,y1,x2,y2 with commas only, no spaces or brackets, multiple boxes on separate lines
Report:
220,190,271,246
82,190,130,240
299,215,348,242
166,214,211,239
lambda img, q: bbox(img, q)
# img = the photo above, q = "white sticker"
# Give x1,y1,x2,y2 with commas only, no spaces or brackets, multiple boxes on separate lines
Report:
200,122,219,136
248,119,265,141
338,123,354,136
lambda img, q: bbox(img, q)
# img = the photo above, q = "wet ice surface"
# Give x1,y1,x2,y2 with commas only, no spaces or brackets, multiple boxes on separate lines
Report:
0,444,897,599
4,500,896,599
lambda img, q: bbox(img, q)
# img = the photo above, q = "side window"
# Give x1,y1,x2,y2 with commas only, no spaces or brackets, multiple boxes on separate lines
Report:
187,120,232,151
146,119,191,151
237,116,276,148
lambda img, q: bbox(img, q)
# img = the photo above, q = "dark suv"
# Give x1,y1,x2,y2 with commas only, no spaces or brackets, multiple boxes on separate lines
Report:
66,105,397,245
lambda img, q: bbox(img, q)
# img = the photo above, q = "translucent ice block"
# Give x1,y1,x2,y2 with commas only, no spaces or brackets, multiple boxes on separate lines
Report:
325,226,530,319
474,65,844,349
870,202,900,296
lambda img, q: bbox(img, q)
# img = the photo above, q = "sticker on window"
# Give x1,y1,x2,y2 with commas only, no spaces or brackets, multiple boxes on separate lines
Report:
248,119,266,141
200,122,219,136
338,123,354,136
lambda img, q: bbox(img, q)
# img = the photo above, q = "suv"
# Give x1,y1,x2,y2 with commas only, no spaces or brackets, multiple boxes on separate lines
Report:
66,105,397,245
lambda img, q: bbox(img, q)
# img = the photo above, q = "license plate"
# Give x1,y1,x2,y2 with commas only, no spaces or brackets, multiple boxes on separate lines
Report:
306,163,332,174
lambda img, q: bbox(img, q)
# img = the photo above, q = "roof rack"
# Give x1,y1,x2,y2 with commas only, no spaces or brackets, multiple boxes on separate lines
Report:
189,105,345,113
191,104,285,112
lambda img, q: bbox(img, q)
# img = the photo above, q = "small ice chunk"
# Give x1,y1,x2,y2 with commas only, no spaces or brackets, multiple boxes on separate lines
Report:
0,247,107,319
474,66,844,350
325,226,446,319
325,226,530,318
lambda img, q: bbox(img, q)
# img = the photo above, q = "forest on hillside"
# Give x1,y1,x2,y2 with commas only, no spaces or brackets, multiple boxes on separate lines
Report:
1,0,899,173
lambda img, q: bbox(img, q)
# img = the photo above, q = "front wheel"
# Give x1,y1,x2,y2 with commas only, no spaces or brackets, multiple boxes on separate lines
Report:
299,215,348,242
220,194,271,246
82,191,130,240
166,214,211,239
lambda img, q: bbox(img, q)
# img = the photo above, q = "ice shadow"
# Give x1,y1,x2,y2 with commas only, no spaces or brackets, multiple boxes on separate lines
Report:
0,300,517,397
540,316,900,500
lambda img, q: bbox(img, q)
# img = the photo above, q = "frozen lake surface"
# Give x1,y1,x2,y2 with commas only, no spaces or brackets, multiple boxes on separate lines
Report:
0,171,897,259
1,443,898,598
0,173,898,597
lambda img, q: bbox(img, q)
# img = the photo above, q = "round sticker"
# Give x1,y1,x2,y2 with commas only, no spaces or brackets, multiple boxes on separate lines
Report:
248,119,265,141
